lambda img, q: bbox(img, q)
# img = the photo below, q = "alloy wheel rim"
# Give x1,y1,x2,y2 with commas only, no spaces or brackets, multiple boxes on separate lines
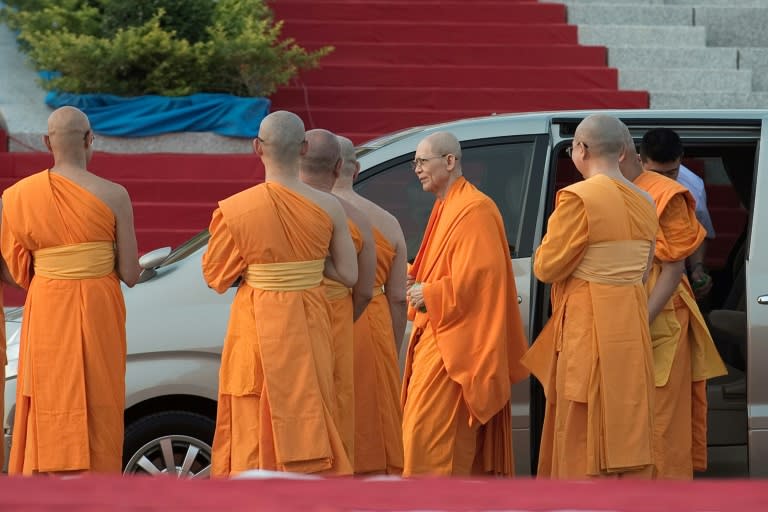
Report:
123,434,212,478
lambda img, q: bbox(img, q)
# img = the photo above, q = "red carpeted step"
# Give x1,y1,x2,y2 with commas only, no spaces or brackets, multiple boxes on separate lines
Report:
137,227,207,253
280,93,649,133
294,65,618,89
273,86,643,111
88,153,264,181
0,152,264,181
308,43,608,67
272,1,566,23
133,202,216,231
280,20,577,45
118,178,254,203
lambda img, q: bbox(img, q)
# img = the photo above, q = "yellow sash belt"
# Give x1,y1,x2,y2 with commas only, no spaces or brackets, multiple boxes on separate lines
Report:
572,240,650,285
244,259,324,291
33,241,115,280
324,277,350,300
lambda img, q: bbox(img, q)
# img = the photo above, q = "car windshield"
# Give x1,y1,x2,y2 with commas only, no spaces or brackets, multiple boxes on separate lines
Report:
159,230,211,267
355,125,427,158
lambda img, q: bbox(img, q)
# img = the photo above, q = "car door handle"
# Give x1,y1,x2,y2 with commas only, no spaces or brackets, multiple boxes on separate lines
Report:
759,295,768,305
518,295,522,304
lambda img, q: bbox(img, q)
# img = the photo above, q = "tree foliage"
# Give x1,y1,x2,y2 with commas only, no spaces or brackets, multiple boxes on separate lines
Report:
1,0,331,97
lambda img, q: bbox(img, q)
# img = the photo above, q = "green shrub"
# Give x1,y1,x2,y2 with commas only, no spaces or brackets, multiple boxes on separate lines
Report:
28,13,201,96
2,0,102,51
2,0,331,97
101,0,216,44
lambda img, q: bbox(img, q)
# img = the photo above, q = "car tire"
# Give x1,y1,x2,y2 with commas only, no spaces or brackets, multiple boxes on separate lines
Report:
122,410,215,478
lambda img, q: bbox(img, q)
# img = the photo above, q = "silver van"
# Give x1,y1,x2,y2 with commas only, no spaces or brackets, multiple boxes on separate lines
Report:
5,109,767,477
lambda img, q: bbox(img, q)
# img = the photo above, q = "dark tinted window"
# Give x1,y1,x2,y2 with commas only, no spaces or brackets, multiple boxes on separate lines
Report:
356,140,537,260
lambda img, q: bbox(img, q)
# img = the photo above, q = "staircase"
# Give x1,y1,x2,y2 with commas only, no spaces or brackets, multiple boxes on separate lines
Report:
268,0,649,142
545,0,768,108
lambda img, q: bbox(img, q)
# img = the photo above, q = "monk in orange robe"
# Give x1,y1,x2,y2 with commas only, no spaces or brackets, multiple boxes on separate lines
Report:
0,279,5,470
621,129,727,479
1,106,140,474
333,135,406,475
402,132,528,477
299,129,376,467
523,115,657,479
203,112,358,477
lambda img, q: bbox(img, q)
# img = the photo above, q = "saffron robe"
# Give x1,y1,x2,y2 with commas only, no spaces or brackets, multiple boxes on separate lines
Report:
2,170,126,474
401,177,528,477
0,284,5,470
203,182,352,477
323,219,363,466
353,228,404,474
523,175,658,478
633,171,727,479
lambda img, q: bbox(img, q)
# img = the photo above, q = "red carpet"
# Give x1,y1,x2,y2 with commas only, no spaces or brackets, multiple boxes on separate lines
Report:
313,44,610,67
270,0,649,137
0,475,765,511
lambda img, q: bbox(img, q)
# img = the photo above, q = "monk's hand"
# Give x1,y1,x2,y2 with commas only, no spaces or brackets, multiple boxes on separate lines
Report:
408,282,426,312
691,266,713,299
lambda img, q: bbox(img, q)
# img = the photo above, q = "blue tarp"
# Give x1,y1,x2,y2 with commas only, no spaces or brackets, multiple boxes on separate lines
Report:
45,91,271,138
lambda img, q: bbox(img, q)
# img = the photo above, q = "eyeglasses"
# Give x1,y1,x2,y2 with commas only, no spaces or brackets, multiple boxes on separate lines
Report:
565,141,588,158
411,154,448,171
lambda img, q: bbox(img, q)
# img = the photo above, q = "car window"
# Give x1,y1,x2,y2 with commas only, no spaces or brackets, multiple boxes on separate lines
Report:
355,139,537,260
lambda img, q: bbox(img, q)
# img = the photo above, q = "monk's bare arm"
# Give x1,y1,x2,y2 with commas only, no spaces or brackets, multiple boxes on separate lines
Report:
647,194,701,321
325,199,358,288
352,220,376,321
648,259,684,323
113,187,141,287
386,229,408,353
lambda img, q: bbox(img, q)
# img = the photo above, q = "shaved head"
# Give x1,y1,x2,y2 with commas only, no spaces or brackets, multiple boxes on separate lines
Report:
47,106,90,144
575,114,626,159
44,106,93,162
421,131,462,162
337,135,358,178
302,129,341,175
48,106,89,135
257,110,306,163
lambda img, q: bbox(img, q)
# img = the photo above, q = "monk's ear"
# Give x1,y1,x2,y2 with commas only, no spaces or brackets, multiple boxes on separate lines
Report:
446,153,457,171
333,158,342,179
252,138,260,155
299,139,309,157
43,135,52,152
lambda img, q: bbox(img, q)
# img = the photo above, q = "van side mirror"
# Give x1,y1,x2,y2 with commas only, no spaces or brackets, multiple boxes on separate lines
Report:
137,246,172,284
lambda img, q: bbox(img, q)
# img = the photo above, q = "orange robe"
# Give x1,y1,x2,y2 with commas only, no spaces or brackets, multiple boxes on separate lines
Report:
633,171,727,479
323,219,363,466
0,284,5,471
401,177,528,477
2,170,126,474
353,228,404,474
523,175,658,479
203,182,352,477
